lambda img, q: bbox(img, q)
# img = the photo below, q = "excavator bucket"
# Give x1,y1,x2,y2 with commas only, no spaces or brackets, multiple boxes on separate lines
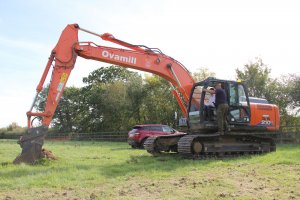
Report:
13,126,48,164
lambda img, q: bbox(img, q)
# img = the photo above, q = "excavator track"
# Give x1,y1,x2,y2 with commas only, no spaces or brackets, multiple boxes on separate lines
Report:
177,134,276,159
177,135,204,158
145,133,276,160
144,133,186,156
177,134,220,159
144,137,160,156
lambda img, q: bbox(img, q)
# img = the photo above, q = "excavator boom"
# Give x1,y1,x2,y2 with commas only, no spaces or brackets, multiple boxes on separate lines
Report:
14,24,195,164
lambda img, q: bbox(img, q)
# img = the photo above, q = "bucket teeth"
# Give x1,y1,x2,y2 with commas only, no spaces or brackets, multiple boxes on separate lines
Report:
13,126,48,164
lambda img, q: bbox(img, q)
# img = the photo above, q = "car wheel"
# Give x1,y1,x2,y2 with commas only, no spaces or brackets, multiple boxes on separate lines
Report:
140,138,148,149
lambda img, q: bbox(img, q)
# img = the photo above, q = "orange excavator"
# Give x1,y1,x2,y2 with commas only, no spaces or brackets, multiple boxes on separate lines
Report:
14,24,279,164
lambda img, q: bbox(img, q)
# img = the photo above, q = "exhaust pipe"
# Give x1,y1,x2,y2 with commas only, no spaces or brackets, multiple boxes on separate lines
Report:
13,126,48,164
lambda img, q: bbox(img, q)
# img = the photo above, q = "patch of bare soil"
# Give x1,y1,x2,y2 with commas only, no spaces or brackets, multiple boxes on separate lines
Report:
221,164,300,199
1,187,107,200
41,148,57,160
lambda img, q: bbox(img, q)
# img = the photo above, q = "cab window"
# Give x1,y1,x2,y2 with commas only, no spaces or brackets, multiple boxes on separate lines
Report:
189,85,203,112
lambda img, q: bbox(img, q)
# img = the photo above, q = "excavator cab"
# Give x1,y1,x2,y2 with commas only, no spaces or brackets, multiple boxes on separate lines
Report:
188,78,251,133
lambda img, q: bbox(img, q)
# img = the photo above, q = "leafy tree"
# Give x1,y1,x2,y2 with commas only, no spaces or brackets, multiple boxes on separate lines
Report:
2,122,27,134
82,66,144,131
82,66,138,84
7,122,21,131
286,74,300,113
264,78,289,115
53,87,84,132
265,74,300,116
141,75,180,125
126,74,145,124
193,68,216,81
236,58,271,97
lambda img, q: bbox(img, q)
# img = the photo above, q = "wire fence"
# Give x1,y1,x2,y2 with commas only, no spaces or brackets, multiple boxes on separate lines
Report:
1,126,299,143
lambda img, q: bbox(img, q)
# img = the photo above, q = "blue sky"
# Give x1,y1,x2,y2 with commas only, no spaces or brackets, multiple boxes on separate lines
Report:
1,0,300,127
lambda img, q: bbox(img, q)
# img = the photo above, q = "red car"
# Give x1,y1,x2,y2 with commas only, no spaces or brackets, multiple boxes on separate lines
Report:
128,124,180,148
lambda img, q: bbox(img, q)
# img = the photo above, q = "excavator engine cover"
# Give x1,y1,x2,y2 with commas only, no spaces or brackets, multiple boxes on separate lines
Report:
13,126,48,164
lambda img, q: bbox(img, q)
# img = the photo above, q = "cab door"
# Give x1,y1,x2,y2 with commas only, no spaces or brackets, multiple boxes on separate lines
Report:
187,80,215,131
187,83,205,129
227,82,251,125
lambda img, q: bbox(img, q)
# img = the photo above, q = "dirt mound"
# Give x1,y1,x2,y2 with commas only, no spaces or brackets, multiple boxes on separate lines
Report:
41,148,58,160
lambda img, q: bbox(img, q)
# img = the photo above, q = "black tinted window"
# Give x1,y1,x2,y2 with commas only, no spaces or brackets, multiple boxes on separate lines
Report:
140,126,149,131
149,126,163,131
133,126,142,130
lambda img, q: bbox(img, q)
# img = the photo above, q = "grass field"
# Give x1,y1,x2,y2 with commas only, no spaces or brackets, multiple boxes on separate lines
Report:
0,140,299,200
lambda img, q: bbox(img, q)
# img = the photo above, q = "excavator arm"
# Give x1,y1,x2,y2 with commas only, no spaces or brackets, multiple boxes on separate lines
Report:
14,24,195,164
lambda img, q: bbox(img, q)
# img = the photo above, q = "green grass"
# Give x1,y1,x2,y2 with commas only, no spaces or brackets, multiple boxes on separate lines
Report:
0,140,299,200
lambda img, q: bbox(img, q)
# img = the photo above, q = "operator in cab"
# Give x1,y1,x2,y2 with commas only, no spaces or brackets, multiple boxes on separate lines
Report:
203,83,229,135
204,88,216,120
